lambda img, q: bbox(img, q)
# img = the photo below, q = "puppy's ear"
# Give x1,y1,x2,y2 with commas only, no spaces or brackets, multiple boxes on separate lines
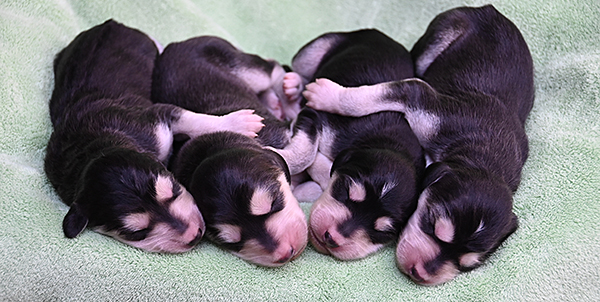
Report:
503,212,519,240
330,148,354,177
422,162,452,190
265,148,291,183
63,203,89,238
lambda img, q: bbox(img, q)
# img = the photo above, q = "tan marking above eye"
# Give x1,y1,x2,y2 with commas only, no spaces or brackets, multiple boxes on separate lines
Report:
155,175,174,203
169,189,197,220
348,180,366,202
122,212,151,231
250,187,274,216
434,217,455,243
215,224,242,243
374,216,395,232
459,252,481,268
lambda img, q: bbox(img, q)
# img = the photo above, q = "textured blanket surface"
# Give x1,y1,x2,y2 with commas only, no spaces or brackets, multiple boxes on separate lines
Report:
1,0,599,301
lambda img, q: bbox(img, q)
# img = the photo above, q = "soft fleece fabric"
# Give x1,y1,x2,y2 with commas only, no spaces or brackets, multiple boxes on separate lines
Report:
0,0,598,301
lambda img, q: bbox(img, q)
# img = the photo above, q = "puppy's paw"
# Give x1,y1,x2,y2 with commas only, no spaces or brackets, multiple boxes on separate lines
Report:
292,180,323,203
221,109,264,137
303,78,344,114
283,72,304,103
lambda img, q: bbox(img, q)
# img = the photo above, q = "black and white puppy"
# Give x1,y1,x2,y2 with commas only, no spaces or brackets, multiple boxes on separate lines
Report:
152,36,308,267
274,29,425,260
44,20,263,253
303,5,534,285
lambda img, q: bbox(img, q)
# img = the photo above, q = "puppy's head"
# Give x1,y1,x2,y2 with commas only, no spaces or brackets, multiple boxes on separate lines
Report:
63,149,205,253
188,147,307,267
309,149,420,260
396,163,518,286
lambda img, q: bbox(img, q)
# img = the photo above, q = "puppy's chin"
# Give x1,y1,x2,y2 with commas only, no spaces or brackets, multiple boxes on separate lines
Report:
308,188,383,260
395,213,459,286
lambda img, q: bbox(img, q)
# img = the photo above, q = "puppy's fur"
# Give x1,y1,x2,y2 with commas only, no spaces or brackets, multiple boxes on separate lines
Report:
44,20,262,253
274,29,425,260
304,5,534,284
152,36,307,267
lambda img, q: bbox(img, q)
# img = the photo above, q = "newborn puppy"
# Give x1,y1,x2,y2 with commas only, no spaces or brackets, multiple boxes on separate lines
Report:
44,20,262,253
274,29,425,260
152,36,307,267
304,5,534,285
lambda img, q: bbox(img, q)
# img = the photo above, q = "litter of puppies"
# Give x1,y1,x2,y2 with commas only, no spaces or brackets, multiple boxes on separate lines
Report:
44,5,533,285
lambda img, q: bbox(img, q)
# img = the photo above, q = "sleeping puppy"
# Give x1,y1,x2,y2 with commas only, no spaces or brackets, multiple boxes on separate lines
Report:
273,29,425,260
303,5,534,285
152,36,307,267
44,20,263,253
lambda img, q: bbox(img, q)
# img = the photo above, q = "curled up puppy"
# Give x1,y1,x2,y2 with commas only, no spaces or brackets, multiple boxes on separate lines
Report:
152,36,307,267
272,29,425,260
44,20,263,253
303,5,534,285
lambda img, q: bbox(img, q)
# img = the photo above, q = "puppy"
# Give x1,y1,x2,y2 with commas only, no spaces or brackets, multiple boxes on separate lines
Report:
273,29,425,260
44,20,263,253
152,36,307,267
303,5,534,285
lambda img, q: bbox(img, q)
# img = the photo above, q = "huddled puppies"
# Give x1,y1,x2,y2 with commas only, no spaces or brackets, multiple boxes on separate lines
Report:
45,4,533,284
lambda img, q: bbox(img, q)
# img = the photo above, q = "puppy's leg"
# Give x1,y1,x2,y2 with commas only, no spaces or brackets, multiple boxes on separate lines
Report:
303,78,441,143
268,109,321,175
292,181,323,203
283,72,304,104
173,108,264,138
269,129,319,175
306,152,333,190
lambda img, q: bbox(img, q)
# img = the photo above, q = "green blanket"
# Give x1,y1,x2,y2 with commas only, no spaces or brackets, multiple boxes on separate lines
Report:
1,0,598,301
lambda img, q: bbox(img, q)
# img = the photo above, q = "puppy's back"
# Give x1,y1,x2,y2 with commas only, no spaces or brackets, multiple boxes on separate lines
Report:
50,20,158,126
314,29,414,87
411,5,534,123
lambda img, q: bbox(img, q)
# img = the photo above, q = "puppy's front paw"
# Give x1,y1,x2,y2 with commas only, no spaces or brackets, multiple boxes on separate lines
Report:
283,72,304,103
303,78,344,114
221,109,264,137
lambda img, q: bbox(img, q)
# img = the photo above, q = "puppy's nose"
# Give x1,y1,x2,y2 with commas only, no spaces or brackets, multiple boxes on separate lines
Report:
187,229,203,247
409,265,424,283
323,231,339,248
276,247,295,264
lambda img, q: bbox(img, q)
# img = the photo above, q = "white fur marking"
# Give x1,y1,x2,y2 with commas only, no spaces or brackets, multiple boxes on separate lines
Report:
415,28,463,76
292,36,339,79
155,123,173,162
234,68,272,94
476,220,485,233
405,109,440,144
381,181,397,197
